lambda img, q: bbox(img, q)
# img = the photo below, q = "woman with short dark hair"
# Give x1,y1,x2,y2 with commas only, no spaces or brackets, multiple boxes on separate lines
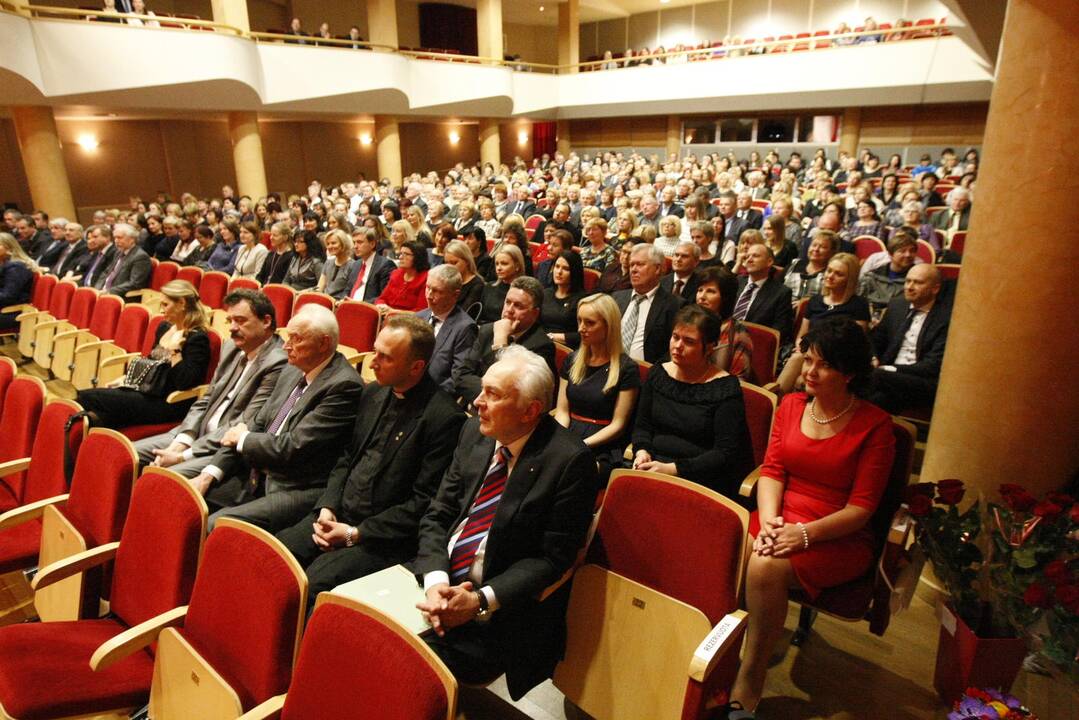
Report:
374,240,430,312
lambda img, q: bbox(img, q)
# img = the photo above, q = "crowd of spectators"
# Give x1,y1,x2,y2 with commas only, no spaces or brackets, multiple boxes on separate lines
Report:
0,141,967,717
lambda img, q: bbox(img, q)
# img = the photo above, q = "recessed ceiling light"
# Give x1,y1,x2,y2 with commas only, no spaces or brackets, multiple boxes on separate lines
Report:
539,5,545,11
660,0,671,4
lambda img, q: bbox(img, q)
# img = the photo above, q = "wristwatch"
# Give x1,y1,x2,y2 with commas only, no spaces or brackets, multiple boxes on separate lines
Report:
474,590,490,620
344,526,356,547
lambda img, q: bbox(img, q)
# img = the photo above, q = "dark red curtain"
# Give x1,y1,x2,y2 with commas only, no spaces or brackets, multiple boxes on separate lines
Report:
532,121,556,160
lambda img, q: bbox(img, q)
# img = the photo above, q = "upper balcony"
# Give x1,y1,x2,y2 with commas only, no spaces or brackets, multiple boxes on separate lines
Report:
0,5,994,119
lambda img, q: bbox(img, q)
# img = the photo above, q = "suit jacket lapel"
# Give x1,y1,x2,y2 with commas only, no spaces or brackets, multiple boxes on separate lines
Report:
490,421,550,537
455,435,497,528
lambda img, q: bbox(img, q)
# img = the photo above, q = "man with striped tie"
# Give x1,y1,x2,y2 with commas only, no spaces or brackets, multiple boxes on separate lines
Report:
414,345,599,701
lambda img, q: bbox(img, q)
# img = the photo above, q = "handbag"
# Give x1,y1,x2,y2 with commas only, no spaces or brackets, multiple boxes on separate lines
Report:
122,355,171,397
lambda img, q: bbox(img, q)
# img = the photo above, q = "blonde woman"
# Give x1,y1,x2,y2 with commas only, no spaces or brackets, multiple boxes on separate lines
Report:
0,233,37,331
776,252,869,393
613,209,638,243
77,279,210,427
554,293,640,483
317,228,355,298
388,219,415,261
443,239,484,312
405,204,433,246
655,215,683,257
452,200,476,232
478,243,525,322
232,222,269,280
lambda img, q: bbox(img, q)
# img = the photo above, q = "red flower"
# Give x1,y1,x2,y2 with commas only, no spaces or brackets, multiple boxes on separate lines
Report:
905,482,936,503
1047,492,1075,508
1000,485,1037,513
936,479,966,506
908,494,933,517
1023,582,1052,609
1044,559,1072,586
1033,501,1064,518
1056,583,1079,614
1070,504,1079,523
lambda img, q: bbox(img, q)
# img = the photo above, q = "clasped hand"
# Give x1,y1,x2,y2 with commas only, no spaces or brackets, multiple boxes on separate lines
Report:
311,508,351,552
753,516,806,558
221,422,248,447
416,581,480,637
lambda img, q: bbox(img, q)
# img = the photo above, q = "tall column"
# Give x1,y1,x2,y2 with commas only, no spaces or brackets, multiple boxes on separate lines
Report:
479,119,501,169
477,0,503,63
558,0,579,72
227,112,268,199
8,0,30,17
11,107,77,220
556,120,571,158
367,0,399,50
209,0,250,32
375,116,403,187
666,115,681,161
919,0,1079,500
839,107,861,157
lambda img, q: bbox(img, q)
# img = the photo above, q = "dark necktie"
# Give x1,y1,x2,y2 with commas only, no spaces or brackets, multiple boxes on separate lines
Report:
267,378,307,435
83,252,104,286
673,279,684,297
449,446,512,583
733,282,758,321
199,357,249,435
102,251,126,292
52,244,74,275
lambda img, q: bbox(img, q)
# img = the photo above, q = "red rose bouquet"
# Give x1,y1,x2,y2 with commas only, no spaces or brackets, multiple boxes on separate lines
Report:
987,485,1079,681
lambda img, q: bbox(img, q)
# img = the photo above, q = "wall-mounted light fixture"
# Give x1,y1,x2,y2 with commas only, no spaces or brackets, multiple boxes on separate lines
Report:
518,130,529,146
76,133,99,151
359,132,373,146
449,130,461,145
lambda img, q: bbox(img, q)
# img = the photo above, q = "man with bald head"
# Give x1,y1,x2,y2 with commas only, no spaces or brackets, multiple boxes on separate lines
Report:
867,263,952,413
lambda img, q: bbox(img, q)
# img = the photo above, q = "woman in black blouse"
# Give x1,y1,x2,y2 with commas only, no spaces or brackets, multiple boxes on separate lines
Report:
443,239,484,317
631,304,754,496
542,249,585,346
77,280,211,428
555,293,640,483
478,244,525,323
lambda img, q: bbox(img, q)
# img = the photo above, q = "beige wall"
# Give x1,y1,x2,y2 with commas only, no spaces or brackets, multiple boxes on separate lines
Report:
505,21,557,65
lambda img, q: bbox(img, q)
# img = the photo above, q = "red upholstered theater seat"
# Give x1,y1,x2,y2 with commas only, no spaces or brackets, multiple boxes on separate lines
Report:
336,301,380,355
262,283,296,327
0,376,46,512
263,594,456,720
0,356,14,407
199,271,230,309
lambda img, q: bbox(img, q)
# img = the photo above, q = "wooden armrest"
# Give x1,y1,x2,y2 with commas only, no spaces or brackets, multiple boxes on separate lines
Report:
538,504,602,602
15,309,45,322
90,605,189,671
739,466,762,498
74,339,114,356
0,493,69,532
33,319,67,333
53,328,89,343
236,694,286,720
1,303,32,315
343,350,371,368
0,457,31,479
688,609,748,682
167,385,208,404
99,352,140,371
31,541,120,591
125,288,157,299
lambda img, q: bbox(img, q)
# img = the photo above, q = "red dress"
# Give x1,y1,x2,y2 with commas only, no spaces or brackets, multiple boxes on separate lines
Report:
749,393,895,598
374,268,428,311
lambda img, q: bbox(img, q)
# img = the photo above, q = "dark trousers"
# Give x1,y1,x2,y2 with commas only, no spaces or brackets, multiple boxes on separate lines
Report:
866,368,937,414
276,513,411,613
423,621,505,686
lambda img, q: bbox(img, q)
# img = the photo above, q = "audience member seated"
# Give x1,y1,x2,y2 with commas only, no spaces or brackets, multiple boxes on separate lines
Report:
859,232,919,320
284,230,325,290
492,219,534,277
184,224,218,269
277,315,466,612
728,317,895,718
478,244,525,322
98,222,152,296
890,201,937,249
343,226,394,302
125,0,158,26
630,304,754,496
865,264,950,413
654,215,683,257
374,239,429,312
580,218,616,270
453,276,556,406
190,304,364,530
464,226,495,282
784,229,837,301
735,190,764,229
598,236,634,293
315,228,353,297
417,264,478,392
75,223,116,287
135,289,287,477
232,221,269,280
415,345,599,699
762,215,798,269
535,203,581,247
614,243,684,364
659,240,701,302
167,219,199,264
205,218,240,274
49,221,88,278
929,185,972,234
733,243,794,346
439,239,484,316
502,185,536,219
33,217,67,269
554,293,639,483
532,227,563,289
78,279,211,427
0,233,35,332
695,265,755,382
541,249,586,346
12,214,46,256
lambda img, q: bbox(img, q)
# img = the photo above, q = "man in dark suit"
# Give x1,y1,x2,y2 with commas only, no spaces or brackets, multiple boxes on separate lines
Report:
191,304,364,531
658,186,684,218
533,204,581,246
417,264,478,393
614,243,684,364
717,192,748,244
33,218,69,270
13,216,47,256
866,264,950,413
659,240,701,303
342,227,394,302
453,276,556,406
74,224,117,288
50,222,88,278
277,315,467,611
134,289,287,477
503,186,536,219
735,191,764,230
98,223,151,297
734,243,794,346
415,346,599,700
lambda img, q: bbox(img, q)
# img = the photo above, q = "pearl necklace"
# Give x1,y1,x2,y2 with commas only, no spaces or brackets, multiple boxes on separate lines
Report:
809,396,856,425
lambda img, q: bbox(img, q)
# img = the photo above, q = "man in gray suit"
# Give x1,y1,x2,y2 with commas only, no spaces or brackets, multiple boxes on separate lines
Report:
416,264,478,393
191,304,364,530
133,289,287,477
98,223,151,297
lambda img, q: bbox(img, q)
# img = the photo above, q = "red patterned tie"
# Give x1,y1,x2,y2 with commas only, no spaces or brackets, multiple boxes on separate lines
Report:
348,259,367,299
448,446,512,583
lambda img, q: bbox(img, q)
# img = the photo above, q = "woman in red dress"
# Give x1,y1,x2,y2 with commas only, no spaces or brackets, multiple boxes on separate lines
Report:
725,317,895,719
374,240,429,312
